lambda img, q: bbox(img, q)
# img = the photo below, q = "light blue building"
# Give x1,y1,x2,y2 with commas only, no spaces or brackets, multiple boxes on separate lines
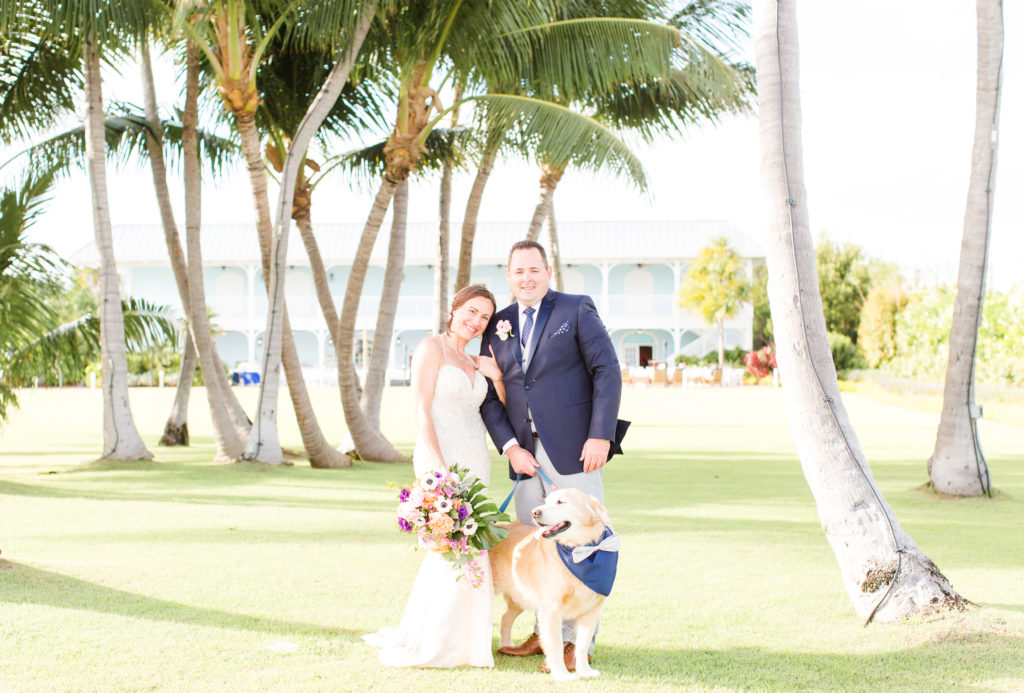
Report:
73,220,764,382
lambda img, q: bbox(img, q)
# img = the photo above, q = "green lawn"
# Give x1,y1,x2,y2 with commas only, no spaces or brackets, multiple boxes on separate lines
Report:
1,385,1022,692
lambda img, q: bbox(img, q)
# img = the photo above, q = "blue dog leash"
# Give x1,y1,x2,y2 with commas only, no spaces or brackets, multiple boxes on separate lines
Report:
498,467,557,514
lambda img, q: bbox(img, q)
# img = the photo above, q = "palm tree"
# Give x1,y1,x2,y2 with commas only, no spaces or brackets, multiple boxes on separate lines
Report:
928,0,1002,497
244,1,374,465
1,168,175,423
753,0,964,622
178,0,364,466
523,1,756,244
678,237,751,368
335,1,676,462
139,36,253,448
6,0,167,460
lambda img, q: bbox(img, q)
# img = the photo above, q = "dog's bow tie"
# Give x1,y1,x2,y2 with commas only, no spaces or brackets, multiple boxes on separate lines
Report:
571,532,621,563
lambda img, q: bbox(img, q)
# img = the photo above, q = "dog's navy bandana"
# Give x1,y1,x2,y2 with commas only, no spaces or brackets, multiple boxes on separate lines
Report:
556,528,619,596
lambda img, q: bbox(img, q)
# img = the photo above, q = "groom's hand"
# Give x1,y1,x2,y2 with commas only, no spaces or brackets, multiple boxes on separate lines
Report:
506,445,539,476
580,438,611,473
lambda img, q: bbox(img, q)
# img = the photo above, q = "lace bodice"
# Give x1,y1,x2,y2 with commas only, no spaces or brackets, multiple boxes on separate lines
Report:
412,353,491,486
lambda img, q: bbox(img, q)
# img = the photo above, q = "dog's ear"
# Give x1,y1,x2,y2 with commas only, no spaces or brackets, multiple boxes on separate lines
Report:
588,497,611,528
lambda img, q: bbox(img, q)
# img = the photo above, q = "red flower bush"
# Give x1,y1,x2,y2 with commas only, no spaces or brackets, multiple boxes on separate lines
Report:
744,344,777,380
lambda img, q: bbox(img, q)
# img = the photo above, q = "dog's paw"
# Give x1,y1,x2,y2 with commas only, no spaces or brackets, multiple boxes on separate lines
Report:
577,667,600,678
549,670,577,682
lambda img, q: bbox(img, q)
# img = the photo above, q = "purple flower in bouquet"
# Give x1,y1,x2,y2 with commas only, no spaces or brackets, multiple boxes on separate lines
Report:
457,504,469,521
397,518,413,532
398,488,410,503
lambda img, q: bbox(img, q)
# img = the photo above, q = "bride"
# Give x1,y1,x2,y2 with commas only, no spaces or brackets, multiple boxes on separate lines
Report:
364,285,506,668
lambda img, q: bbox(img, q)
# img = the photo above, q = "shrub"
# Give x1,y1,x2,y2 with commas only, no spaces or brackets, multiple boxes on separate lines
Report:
828,331,865,373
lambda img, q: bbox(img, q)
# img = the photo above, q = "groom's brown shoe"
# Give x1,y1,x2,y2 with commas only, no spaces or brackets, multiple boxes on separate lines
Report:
496,633,543,656
539,642,591,673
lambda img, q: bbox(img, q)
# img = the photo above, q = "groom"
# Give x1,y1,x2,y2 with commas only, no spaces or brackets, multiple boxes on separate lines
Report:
480,240,622,670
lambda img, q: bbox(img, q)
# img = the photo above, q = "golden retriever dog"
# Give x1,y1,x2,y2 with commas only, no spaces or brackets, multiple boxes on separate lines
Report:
490,488,616,681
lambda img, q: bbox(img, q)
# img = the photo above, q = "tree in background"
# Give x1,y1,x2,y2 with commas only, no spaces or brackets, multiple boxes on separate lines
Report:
814,233,872,344
858,277,906,368
678,237,751,368
929,0,1003,497
750,261,773,349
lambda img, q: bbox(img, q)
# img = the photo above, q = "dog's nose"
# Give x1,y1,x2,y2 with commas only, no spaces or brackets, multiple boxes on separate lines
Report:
531,508,542,519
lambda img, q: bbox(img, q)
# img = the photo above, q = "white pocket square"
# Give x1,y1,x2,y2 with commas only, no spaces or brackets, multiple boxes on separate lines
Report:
551,321,570,337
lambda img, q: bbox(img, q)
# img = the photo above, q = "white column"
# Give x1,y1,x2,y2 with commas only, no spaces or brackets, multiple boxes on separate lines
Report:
245,264,257,321
599,262,612,317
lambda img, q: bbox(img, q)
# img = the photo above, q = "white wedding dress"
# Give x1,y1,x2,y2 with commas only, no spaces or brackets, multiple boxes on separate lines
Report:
363,356,495,668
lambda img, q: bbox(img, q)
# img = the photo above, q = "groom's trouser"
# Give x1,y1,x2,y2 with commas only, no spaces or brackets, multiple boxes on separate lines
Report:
514,438,604,654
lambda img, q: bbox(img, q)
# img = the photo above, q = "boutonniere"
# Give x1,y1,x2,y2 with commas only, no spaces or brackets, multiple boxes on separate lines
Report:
495,319,514,341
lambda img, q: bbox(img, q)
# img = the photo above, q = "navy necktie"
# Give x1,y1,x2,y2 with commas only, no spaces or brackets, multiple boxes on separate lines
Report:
521,306,535,350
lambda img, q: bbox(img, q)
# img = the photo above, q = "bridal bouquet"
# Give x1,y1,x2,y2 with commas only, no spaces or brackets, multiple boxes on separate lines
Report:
395,465,510,587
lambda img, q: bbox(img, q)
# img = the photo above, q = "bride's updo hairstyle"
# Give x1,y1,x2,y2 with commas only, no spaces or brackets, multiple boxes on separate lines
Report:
447,284,497,333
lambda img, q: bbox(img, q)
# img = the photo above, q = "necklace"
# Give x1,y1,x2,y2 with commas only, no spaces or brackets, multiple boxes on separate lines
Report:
443,334,478,370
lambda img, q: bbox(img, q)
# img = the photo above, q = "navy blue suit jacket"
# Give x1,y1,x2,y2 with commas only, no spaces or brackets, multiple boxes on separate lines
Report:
479,291,622,480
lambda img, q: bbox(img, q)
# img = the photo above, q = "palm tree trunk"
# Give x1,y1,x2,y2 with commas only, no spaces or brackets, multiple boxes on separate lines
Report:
546,200,564,291
432,85,463,334
454,147,497,292
337,176,407,462
142,39,248,448
83,37,152,461
232,114,346,467
159,335,196,446
526,163,563,242
362,179,408,430
928,0,1002,497
434,162,452,334
246,12,372,466
183,41,249,460
754,0,964,623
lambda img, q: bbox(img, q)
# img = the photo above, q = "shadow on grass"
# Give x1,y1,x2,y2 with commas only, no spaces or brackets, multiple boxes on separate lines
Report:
0,478,391,512
0,560,361,641
495,638,1024,690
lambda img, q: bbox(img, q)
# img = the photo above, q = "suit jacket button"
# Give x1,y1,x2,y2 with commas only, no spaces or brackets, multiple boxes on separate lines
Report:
524,385,530,391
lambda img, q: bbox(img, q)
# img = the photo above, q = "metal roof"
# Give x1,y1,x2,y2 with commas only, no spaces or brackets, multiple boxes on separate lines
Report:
70,219,764,266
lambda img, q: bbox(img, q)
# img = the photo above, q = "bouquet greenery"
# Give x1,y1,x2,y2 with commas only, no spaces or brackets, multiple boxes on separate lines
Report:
395,465,510,587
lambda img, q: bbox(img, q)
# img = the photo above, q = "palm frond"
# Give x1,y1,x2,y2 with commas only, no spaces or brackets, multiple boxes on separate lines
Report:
3,297,179,387
321,127,471,189
12,106,238,177
670,0,751,57
467,94,647,189
0,10,82,144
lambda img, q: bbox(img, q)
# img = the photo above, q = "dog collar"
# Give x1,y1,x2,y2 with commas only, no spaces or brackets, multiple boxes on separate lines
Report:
556,527,619,596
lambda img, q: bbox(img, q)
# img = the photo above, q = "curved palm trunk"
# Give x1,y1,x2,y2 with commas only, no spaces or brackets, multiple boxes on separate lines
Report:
142,39,250,448
362,179,408,430
159,335,196,446
546,200,564,291
455,147,497,292
525,163,563,242
337,176,407,462
84,38,152,461
929,0,1002,497
434,163,452,334
183,42,249,460
754,0,964,623
236,113,343,466
246,11,371,466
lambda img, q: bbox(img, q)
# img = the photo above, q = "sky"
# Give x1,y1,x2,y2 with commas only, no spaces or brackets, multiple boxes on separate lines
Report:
7,1,1023,291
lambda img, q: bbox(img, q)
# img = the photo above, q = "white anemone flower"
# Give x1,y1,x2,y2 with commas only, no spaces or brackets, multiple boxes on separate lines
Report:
462,519,478,535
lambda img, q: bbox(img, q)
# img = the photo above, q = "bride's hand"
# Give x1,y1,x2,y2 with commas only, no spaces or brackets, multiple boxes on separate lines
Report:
474,345,503,382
